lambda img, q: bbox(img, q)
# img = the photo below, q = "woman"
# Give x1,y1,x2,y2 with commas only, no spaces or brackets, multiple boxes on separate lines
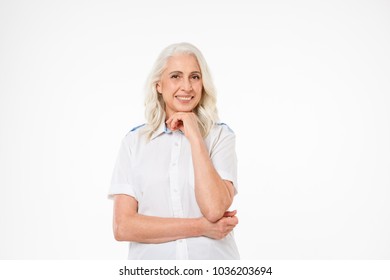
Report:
109,42,239,259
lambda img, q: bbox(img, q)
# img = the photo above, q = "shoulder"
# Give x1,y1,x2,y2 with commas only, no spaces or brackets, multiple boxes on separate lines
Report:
206,122,236,151
122,123,147,146
215,122,235,134
207,122,236,142
209,122,235,137
127,123,146,134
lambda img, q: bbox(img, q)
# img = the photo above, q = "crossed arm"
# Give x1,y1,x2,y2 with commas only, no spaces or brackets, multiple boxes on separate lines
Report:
113,112,237,243
113,194,238,243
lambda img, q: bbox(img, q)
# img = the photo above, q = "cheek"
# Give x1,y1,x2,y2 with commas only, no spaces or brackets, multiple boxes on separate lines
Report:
165,81,179,92
194,82,203,92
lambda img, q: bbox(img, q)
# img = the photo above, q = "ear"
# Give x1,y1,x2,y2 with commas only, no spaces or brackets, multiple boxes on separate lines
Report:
156,82,162,94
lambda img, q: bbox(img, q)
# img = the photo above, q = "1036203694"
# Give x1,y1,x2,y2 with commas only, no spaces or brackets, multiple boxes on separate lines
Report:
212,266,272,276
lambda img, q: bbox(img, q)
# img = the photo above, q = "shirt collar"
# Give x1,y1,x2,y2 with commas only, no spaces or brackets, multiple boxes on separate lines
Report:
150,121,172,140
150,121,185,140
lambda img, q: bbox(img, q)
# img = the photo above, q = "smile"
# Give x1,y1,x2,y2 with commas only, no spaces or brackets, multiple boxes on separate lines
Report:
175,96,193,101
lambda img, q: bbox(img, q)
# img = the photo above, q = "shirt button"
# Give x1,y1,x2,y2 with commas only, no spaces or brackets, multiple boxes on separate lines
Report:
172,163,176,166
174,142,179,146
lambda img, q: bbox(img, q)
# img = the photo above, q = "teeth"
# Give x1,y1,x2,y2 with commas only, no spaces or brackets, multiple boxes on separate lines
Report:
177,96,192,101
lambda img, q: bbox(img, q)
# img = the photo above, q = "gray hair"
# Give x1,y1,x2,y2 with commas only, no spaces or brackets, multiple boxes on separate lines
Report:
143,42,219,139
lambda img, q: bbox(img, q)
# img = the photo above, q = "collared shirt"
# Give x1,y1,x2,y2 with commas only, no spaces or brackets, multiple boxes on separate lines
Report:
108,121,239,260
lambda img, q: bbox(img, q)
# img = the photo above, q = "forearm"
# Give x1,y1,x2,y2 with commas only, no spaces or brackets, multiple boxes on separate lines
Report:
165,112,235,222
114,214,203,243
190,137,233,222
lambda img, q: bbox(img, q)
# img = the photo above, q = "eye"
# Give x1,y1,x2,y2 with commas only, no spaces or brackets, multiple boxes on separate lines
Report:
191,75,201,80
170,74,180,79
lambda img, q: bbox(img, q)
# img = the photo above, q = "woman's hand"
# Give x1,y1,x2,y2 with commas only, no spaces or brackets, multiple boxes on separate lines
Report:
200,210,239,240
166,112,202,142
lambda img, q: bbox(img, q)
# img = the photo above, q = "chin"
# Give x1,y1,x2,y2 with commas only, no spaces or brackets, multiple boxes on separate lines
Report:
175,105,196,112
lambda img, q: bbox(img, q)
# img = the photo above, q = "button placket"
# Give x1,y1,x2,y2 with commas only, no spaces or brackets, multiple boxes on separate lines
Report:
169,133,188,259
169,133,184,218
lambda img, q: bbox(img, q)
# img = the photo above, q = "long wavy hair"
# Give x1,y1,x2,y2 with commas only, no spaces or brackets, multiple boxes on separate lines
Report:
143,42,219,139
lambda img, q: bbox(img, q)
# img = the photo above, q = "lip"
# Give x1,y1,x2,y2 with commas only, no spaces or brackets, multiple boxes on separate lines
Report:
175,95,194,102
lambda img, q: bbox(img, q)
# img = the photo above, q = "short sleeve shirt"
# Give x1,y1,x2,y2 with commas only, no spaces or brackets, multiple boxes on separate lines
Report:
109,121,240,260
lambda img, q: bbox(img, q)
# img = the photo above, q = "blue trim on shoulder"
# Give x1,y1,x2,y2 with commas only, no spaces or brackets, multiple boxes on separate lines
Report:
130,124,145,132
216,122,234,133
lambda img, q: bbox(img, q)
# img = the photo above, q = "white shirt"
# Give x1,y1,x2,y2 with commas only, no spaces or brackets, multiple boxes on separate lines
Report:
108,121,240,260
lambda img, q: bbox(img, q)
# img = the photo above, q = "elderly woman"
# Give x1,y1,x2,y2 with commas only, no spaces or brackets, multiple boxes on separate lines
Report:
109,42,239,259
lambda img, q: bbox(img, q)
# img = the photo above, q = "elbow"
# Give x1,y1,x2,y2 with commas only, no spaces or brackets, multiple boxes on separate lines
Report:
113,223,126,241
203,208,226,223
113,220,135,242
203,199,233,222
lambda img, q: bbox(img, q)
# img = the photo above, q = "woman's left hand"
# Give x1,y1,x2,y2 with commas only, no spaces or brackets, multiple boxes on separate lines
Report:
166,112,202,142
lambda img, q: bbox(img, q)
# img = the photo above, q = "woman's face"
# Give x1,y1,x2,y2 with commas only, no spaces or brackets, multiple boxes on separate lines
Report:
157,53,203,119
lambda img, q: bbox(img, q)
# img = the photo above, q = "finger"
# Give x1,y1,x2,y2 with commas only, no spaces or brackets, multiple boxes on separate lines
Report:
173,121,184,131
165,117,173,129
170,115,183,129
166,117,179,130
223,211,233,217
166,112,184,122
169,119,177,130
223,210,237,217
166,114,178,127
224,228,234,236
226,216,238,226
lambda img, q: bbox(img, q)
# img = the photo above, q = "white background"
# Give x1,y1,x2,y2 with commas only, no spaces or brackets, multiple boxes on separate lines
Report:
0,0,389,259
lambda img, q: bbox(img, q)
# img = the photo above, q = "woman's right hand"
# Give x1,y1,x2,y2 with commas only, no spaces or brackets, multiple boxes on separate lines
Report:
200,210,238,240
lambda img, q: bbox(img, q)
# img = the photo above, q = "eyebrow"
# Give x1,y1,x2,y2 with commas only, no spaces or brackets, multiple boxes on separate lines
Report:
169,71,202,75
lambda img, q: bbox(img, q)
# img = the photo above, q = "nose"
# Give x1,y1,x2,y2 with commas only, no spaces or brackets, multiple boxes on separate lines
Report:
181,78,192,92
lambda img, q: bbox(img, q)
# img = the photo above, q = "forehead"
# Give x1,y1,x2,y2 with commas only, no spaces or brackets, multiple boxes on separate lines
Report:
165,53,200,72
